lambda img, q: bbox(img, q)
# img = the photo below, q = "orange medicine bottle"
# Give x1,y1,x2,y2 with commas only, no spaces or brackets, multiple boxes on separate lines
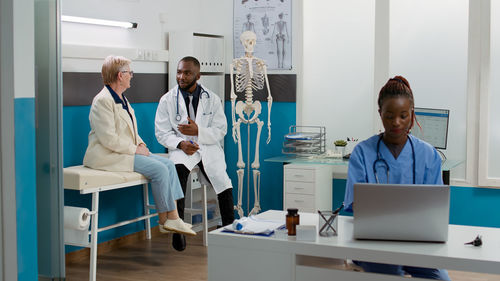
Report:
286,208,300,236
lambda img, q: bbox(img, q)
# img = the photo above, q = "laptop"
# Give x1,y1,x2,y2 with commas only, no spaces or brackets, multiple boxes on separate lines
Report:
353,183,450,242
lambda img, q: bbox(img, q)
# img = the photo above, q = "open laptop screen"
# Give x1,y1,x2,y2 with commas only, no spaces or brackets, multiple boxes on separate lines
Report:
353,183,450,242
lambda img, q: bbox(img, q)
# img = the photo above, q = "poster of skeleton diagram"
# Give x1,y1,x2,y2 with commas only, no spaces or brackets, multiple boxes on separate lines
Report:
233,0,292,70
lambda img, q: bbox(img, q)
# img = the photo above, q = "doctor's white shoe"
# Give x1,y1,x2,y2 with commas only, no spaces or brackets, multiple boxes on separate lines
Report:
163,218,196,236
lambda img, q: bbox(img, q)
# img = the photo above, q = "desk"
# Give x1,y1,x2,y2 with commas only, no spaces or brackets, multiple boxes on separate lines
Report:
208,210,500,281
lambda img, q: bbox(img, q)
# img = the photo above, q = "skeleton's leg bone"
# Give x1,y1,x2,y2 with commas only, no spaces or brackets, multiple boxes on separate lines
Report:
234,169,245,218
249,169,261,216
235,119,245,169
251,119,264,169
234,102,245,144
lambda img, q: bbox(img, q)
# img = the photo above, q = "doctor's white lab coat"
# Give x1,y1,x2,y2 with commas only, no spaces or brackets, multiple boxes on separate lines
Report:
155,84,232,194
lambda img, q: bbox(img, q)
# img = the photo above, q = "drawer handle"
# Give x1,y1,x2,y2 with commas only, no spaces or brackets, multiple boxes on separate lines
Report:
294,187,305,189
294,200,304,203
293,175,304,178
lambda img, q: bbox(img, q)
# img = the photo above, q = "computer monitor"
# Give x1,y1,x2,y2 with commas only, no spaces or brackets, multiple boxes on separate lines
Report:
411,107,450,149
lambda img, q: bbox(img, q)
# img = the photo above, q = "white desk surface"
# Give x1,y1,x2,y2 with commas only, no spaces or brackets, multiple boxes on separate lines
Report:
208,210,500,275
264,155,462,171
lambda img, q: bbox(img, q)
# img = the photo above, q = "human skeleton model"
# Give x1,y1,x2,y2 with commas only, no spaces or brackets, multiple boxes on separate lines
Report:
230,31,273,218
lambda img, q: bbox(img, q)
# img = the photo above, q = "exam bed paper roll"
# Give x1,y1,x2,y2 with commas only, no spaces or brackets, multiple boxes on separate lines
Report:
64,206,91,230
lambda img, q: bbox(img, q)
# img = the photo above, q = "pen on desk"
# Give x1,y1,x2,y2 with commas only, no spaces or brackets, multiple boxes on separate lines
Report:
333,203,344,215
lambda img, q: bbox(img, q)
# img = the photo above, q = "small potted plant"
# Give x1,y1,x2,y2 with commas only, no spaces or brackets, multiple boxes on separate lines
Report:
334,139,348,157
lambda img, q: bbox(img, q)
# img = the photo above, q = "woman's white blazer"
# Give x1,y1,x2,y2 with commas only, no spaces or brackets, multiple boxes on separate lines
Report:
83,87,144,172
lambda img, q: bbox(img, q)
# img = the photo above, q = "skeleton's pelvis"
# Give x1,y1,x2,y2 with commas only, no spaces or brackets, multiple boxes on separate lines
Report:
236,100,262,121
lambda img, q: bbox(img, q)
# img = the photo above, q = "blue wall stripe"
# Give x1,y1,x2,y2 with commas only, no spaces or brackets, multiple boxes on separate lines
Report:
15,97,38,281
449,186,500,228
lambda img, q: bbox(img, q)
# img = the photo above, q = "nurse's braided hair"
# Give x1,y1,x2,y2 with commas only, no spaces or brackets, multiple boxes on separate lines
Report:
378,75,419,131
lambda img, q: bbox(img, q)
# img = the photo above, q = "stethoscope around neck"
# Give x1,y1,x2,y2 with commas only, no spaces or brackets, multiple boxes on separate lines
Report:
175,85,211,122
373,134,416,184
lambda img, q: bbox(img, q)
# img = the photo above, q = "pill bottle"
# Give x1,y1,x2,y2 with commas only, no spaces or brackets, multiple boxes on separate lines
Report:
286,208,299,236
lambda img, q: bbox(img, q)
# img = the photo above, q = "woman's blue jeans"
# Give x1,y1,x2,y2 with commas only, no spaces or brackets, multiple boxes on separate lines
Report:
134,154,183,213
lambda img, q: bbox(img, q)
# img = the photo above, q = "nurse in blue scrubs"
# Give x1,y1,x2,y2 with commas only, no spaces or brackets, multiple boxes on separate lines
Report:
343,76,450,280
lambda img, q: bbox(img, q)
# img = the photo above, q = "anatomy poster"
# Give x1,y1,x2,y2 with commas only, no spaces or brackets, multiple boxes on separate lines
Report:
233,0,292,70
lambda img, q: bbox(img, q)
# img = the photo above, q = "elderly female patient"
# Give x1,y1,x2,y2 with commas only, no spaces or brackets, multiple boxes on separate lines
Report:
83,55,195,237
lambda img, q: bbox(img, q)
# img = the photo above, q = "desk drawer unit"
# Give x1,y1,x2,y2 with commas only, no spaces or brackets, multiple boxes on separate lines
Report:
285,181,315,195
284,168,315,182
283,164,333,213
285,193,315,213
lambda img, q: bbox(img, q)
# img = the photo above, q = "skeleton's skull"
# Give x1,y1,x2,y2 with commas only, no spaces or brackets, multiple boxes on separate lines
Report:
240,31,257,53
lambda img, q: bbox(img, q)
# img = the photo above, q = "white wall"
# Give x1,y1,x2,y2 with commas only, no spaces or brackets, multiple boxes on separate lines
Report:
302,0,474,183
14,0,34,98
390,0,469,181
486,0,500,179
302,0,375,150
61,0,302,76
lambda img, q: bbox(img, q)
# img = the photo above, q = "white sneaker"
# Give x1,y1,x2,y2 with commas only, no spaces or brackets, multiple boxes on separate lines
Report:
159,222,193,234
163,218,196,236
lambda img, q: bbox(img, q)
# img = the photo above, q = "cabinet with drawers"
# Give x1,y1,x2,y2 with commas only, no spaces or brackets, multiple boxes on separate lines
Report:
283,164,333,213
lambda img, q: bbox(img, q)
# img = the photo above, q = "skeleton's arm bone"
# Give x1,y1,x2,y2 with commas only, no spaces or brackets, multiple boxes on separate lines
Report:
230,63,238,143
263,63,273,144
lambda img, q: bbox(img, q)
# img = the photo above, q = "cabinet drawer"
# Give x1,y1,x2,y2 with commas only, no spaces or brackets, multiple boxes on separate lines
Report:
285,181,315,195
285,193,315,213
284,168,315,182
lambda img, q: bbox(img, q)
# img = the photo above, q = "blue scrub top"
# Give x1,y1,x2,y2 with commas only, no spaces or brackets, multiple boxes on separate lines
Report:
343,134,443,213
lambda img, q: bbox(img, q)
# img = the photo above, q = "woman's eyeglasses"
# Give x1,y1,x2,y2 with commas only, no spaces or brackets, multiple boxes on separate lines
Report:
121,70,134,76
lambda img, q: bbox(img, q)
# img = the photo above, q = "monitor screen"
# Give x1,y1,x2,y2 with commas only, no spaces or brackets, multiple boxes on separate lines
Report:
411,108,450,149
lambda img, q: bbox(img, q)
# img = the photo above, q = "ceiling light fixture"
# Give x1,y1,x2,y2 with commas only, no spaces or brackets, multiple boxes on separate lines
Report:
61,15,137,29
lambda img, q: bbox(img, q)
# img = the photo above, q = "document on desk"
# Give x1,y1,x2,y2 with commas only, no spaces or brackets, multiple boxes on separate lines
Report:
223,216,285,236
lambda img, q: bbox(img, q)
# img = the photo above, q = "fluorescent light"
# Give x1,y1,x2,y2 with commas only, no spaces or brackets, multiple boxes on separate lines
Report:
61,15,137,29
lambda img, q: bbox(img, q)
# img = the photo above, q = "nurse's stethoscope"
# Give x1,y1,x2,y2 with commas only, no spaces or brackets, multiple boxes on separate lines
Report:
373,134,416,184
175,86,212,121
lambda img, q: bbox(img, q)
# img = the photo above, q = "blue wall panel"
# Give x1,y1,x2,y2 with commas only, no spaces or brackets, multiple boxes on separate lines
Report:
15,98,38,281
449,186,500,228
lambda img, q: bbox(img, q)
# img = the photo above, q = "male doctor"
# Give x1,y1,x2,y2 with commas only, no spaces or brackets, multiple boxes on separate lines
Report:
155,56,235,251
